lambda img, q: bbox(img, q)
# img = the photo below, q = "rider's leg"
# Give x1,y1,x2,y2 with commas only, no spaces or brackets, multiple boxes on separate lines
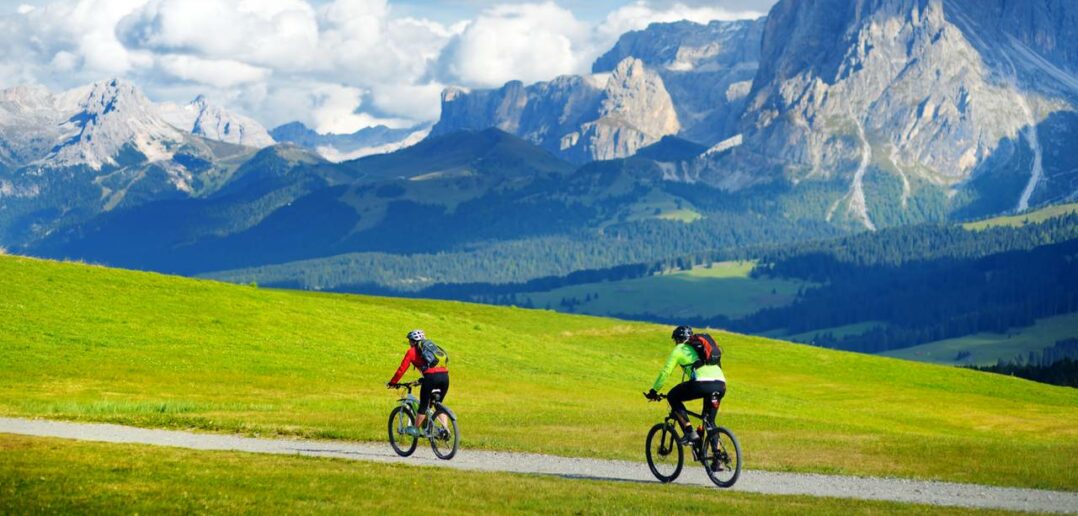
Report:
435,376,450,429
700,381,726,426
417,373,450,434
409,382,433,436
667,382,702,443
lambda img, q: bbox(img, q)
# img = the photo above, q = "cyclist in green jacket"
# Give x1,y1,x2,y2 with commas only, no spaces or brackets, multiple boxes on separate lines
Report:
646,325,726,444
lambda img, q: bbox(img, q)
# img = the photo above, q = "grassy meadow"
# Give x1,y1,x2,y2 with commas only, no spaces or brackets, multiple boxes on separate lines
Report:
963,202,1078,230
522,261,807,319
1,255,1077,490
883,312,1078,365
0,434,1013,515
776,322,887,344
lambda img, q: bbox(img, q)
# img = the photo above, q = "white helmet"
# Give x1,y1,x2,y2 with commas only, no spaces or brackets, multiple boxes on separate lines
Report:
407,329,426,342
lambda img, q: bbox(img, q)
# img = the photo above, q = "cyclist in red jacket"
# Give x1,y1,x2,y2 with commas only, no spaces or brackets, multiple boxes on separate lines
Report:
386,329,449,436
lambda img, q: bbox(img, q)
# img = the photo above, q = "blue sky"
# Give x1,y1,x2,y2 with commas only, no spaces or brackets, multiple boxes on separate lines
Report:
1,0,774,133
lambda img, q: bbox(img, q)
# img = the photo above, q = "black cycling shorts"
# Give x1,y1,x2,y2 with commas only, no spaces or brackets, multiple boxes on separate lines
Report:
419,372,449,413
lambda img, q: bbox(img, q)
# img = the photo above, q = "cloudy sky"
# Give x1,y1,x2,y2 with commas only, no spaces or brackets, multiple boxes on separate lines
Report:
1,0,774,134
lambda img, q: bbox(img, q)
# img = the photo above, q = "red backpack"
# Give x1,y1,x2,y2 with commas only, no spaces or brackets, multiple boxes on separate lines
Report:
687,334,722,368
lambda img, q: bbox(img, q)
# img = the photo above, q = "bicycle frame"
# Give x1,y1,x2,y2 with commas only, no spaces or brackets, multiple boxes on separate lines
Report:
394,382,456,432
666,412,713,456
653,393,721,455
665,401,718,430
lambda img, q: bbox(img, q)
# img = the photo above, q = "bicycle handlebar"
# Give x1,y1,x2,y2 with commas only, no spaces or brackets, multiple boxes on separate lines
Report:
643,391,667,402
390,380,422,389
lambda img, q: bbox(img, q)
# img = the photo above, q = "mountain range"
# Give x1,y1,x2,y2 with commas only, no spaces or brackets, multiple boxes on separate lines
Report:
2,0,1076,291
269,121,432,162
436,0,1078,230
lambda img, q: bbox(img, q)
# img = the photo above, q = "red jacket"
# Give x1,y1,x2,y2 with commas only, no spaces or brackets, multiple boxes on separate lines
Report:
389,345,448,384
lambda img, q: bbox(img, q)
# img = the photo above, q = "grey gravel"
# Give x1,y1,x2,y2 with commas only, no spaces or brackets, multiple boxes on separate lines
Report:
2,417,1075,513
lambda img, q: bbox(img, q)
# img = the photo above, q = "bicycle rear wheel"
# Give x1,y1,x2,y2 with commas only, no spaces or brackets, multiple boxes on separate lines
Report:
645,422,683,482
429,407,459,460
388,406,418,457
702,426,741,488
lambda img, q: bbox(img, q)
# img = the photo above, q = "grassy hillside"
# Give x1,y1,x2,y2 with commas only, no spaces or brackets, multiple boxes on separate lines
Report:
521,261,807,320
882,313,1078,365
778,321,888,344
963,202,1078,230
0,435,996,515
1,255,1076,490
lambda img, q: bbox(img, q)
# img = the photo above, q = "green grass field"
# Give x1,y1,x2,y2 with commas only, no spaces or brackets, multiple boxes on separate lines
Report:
774,322,887,344
0,434,1009,515
523,261,807,320
882,313,1078,365
656,208,703,223
1,255,1076,490
963,202,1078,230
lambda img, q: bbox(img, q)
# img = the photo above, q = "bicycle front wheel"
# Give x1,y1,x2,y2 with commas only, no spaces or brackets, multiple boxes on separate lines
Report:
388,406,418,457
702,426,742,488
429,407,459,460
645,422,683,483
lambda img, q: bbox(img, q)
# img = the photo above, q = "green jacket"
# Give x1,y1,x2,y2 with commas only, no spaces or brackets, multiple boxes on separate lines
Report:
652,343,726,391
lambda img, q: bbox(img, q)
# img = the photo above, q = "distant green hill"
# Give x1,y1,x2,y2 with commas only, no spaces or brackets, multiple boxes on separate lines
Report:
344,127,575,180
1,255,1075,490
494,208,1078,368
882,312,1078,366
520,261,808,320
963,202,1078,230
634,136,708,162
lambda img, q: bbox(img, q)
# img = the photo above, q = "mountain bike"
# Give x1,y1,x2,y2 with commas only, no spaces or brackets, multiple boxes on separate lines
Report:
387,379,459,460
643,392,741,487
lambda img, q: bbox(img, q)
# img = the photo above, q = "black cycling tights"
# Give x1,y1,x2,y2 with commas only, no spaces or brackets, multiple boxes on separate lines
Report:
667,381,726,425
419,372,450,413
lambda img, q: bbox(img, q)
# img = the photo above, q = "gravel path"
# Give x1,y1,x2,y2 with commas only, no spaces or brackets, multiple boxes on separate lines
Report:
2,417,1075,513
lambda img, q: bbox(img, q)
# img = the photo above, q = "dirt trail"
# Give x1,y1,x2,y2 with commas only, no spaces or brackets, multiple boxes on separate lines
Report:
1,417,1075,513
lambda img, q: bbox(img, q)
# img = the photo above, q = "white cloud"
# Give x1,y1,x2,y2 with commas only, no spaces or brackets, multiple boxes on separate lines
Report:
118,0,320,70
316,126,430,162
434,1,762,89
308,83,413,134
49,51,79,72
368,81,447,122
157,55,271,88
437,2,589,88
0,0,763,132
315,1,453,85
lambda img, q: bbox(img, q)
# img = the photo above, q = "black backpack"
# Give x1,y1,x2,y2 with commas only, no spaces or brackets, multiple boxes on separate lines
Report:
418,339,449,370
687,333,721,368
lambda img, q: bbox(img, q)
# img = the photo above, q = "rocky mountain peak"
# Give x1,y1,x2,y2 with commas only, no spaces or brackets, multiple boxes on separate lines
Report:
705,0,1078,228
81,78,147,115
48,78,185,170
431,57,681,162
593,18,766,145
601,57,679,136
1,80,277,171
158,95,274,149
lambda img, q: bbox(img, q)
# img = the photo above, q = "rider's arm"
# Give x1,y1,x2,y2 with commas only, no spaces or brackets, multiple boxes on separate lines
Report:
651,346,689,392
389,346,416,384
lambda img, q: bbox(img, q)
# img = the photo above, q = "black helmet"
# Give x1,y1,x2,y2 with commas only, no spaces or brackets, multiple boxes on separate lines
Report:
672,325,693,343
